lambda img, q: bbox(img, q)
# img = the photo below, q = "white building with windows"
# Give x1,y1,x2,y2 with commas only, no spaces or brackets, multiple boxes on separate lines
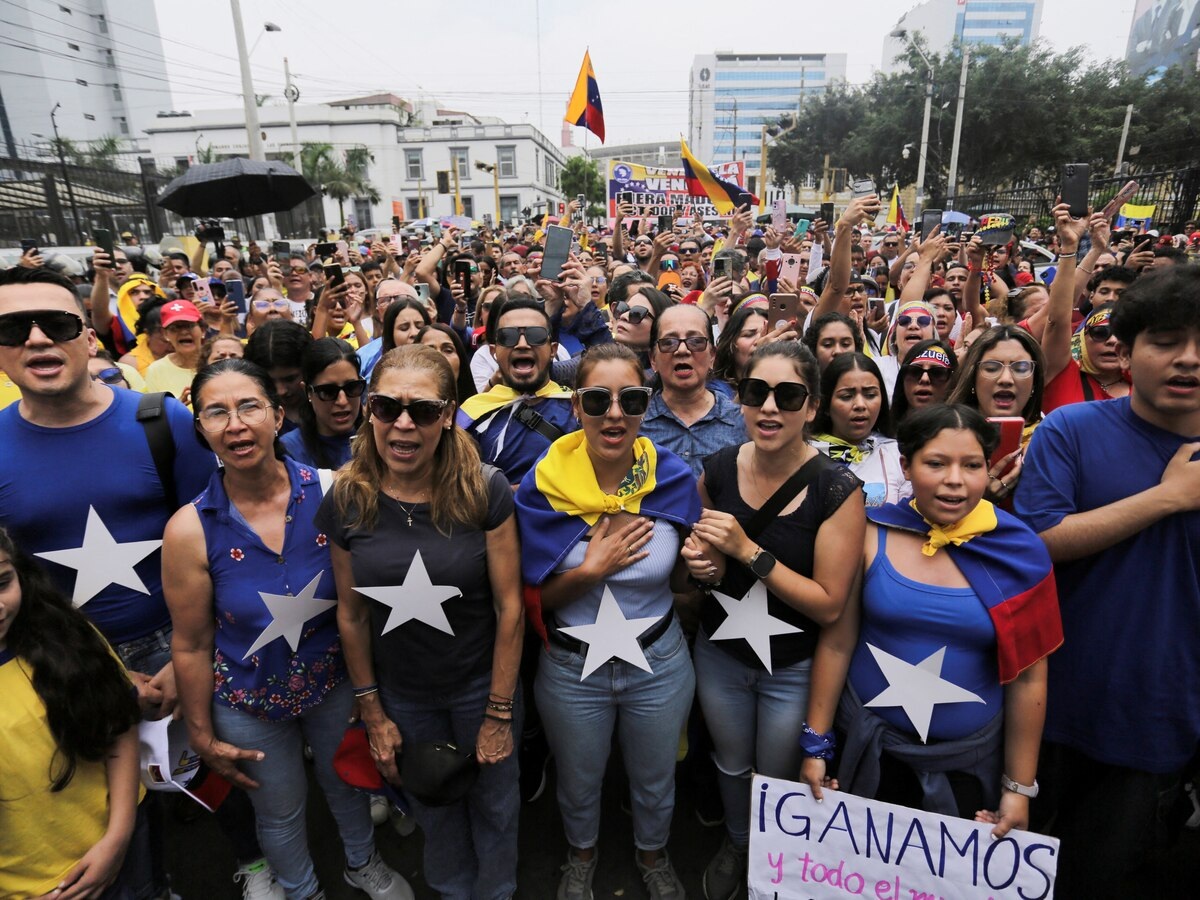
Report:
880,0,1045,74
0,0,172,154
144,95,565,232
688,52,847,170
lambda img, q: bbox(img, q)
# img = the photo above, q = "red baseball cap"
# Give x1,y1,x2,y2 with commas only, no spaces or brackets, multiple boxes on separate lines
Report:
160,300,202,328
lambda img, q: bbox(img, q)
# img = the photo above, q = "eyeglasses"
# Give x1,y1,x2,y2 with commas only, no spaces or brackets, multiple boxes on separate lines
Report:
883,242,900,248
1085,324,1114,342
495,325,551,348
367,394,449,426
252,298,291,311
737,378,810,411
978,359,1035,379
633,239,653,246
902,365,953,386
678,247,699,255
288,267,309,275
846,285,869,295
309,379,367,402
0,310,85,346
896,314,933,328
591,276,607,285
655,335,710,354
612,301,655,325
91,366,126,386
577,385,653,417
196,400,272,433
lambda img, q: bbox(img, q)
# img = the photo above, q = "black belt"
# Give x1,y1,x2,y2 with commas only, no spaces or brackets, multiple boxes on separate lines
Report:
548,608,675,654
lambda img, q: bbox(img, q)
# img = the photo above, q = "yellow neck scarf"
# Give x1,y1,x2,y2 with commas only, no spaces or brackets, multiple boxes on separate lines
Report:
814,433,871,465
460,380,573,422
535,432,659,526
910,498,997,557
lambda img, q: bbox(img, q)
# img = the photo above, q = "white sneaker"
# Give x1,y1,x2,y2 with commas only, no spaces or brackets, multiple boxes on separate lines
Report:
233,859,285,900
344,851,414,900
370,793,390,826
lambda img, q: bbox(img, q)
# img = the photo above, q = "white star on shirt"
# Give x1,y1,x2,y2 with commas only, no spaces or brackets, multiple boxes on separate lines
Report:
35,506,162,608
862,644,987,743
708,580,802,674
242,573,337,659
355,550,462,636
558,585,661,681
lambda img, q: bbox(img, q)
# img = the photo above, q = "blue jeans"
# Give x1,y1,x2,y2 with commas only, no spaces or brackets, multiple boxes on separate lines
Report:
694,630,813,847
536,616,695,852
212,680,374,900
380,671,521,900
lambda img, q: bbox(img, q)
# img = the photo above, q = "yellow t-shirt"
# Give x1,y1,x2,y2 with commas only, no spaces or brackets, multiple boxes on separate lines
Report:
0,369,20,410
127,337,157,376
0,652,122,898
143,355,197,403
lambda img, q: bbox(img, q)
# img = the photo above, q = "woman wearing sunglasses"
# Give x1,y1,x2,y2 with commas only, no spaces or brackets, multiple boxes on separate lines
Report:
811,352,909,509
280,337,365,470
317,344,524,900
164,358,413,900
874,300,938,396
890,339,958,427
612,284,672,363
947,325,1046,503
683,342,865,899
802,405,1059,843
515,342,700,899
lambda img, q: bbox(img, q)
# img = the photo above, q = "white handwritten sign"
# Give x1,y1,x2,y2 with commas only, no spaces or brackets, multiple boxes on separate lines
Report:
748,776,1058,900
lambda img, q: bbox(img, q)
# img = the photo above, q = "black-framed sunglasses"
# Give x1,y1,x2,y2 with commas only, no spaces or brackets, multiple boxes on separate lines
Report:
495,325,551,348
309,379,367,402
612,302,655,325
737,378,810,411
577,385,653,418
0,309,84,346
655,335,710,354
902,365,953,386
1085,324,1114,342
368,394,448,426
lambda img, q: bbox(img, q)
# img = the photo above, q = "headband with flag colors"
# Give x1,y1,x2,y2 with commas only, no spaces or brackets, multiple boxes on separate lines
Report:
909,346,953,369
565,50,605,143
680,139,757,215
887,184,910,232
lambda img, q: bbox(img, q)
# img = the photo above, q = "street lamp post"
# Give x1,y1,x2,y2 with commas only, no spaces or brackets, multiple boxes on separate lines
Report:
891,29,934,218
49,103,82,244
946,45,970,210
230,0,264,162
475,160,500,225
757,111,798,213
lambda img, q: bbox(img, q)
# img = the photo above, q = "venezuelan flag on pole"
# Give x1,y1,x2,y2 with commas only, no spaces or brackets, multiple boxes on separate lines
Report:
565,50,605,143
680,139,757,215
887,184,910,232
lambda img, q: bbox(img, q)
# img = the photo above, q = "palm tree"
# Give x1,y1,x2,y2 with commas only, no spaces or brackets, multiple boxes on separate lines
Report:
299,142,380,225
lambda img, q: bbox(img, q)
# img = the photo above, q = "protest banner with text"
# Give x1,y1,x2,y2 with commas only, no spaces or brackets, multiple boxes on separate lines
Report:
607,158,747,224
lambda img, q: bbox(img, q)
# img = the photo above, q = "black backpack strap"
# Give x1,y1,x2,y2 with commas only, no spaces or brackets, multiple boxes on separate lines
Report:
512,402,566,443
1079,367,1095,402
137,391,178,510
744,453,833,540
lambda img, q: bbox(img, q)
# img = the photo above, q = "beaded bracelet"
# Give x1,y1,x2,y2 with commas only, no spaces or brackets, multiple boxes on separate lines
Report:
353,683,379,698
487,702,514,713
799,723,837,760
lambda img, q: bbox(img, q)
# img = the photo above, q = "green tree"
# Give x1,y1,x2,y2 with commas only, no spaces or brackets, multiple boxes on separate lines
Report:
299,142,380,225
560,155,605,206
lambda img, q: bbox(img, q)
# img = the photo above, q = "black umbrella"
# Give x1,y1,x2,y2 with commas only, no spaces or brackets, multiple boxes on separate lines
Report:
156,158,316,218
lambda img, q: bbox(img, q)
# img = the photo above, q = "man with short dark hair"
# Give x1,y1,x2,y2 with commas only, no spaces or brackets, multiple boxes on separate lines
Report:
1016,264,1200,896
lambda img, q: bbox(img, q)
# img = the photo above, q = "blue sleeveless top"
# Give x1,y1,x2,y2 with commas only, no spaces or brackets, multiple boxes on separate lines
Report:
848,526,1001,742
194,457,344,721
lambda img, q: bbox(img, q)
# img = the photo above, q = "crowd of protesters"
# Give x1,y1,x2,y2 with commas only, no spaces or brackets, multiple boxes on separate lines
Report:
1,188,1198,900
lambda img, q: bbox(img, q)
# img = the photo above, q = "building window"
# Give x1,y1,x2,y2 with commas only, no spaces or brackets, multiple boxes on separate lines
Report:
97,14,107,33
544,157,556,188
116,116,128,135
450,147,469,179
497,146,516,178
460,196,474,218
112,85,122,101
105,48,114,67
67,42,80,51
354,198,374,229
500,195,519,224
406,197,423,219
404,148,423,181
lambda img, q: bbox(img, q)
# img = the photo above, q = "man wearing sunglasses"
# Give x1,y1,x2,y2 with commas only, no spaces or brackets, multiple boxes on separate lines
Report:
642,304,745,479
457,298,578,487
0,268,284,899
284,254,316,326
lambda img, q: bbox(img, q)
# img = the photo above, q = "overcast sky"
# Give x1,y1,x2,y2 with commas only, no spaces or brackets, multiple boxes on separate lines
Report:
152,0,1136,148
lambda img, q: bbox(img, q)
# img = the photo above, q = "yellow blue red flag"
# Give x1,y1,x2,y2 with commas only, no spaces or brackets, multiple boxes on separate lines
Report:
680,139,757,215
565,51,605,143
887,184,910,232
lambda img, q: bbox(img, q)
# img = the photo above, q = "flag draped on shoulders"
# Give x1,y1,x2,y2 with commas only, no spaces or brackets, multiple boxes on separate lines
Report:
565,50,605,143
680,139,757,215
867,500,1061,684
457,381,574,429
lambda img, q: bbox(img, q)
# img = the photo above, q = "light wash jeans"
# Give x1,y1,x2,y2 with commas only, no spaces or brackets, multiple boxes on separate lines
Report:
535,616,695,852
212,680,374,899
693,630,813,848
380,670,521,900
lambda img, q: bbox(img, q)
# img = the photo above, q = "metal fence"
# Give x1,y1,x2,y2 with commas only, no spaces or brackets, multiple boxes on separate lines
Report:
953,168,1200,231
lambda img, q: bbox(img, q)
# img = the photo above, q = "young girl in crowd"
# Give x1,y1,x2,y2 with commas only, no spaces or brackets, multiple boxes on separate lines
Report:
280,337,365,469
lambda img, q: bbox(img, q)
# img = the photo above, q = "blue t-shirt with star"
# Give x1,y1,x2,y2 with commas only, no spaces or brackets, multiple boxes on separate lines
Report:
0,387,216,645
